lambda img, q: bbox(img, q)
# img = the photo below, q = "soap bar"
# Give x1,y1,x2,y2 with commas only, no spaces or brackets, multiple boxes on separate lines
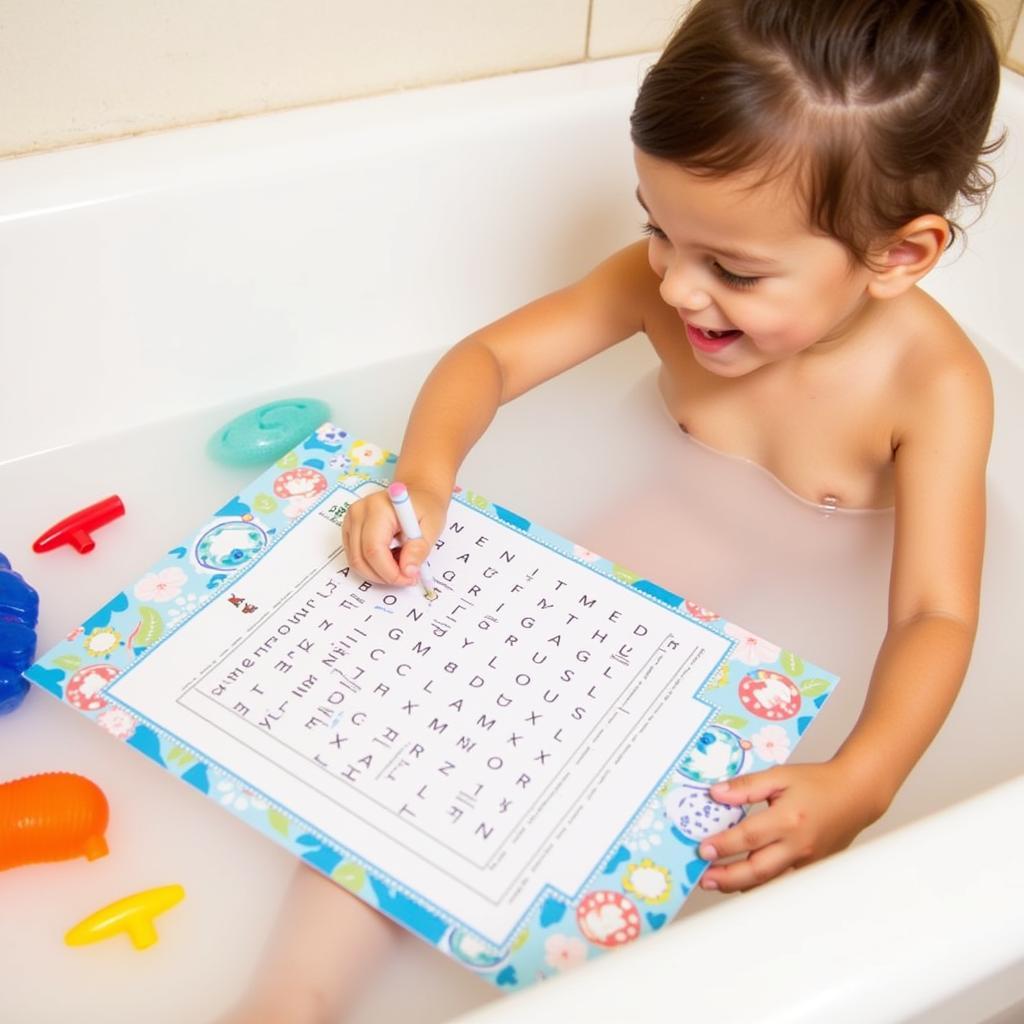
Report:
207,399,331,467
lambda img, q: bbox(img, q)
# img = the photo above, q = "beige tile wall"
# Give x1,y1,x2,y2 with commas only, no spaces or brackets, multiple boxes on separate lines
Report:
588,0,691,58
0,0,590,156
591,0,1024,61
987,0,1024,56
1010,4,1024,72
0,0,1021,159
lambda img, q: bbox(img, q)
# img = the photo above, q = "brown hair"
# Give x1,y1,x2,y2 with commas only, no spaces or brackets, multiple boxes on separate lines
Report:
630,0,1003,263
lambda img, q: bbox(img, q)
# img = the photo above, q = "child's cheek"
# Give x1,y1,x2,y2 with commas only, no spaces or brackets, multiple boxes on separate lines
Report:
646,240,665,277
735,301,786,345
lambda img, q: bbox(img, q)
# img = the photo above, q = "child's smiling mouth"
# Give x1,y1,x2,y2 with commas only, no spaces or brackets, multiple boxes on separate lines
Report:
684,320,744,353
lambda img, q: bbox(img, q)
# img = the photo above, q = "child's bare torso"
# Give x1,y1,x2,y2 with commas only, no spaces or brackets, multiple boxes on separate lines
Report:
636,259,968,511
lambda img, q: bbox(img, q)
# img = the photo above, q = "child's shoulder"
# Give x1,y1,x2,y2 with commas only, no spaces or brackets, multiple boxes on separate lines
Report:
888,287,993,445
892,287,991,396
593,240,657,294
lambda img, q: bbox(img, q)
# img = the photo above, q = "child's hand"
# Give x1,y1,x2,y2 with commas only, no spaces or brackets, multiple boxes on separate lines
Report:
697,760,883,893
341,486,447,588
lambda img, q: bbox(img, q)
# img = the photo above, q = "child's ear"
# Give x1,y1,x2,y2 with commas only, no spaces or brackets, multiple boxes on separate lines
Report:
866,215,950,299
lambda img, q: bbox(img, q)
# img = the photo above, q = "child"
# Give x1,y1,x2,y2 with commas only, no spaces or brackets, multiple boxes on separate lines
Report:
228,0,1001,1018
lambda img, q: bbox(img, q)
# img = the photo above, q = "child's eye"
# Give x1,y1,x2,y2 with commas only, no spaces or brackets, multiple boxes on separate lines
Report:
641,221,668,241
712,262,760,289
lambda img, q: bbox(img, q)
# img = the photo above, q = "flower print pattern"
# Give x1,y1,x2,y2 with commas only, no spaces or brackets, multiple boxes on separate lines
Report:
64,664,118,712
725,623,781,665
624,806,666,852
272,467,328,519
349,440,387,466
576,891,641,948
622,859,672,905
83,627,120,658
167,592,200,623
751,723,792,763
316,424,348,447
97,706,137,740
134,567,188,603
685,600,718,622
446,929,507,970
216,779,269,813
664,784,745,841
544,933,588,972
739,669,801,720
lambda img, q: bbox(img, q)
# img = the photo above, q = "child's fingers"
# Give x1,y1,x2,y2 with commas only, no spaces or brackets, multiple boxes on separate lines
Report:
342,495,400,584
360,518,407,585
343,518,384,584
397,537,432,581
341,509,368,576
698,808,783,865
709,767,788,806
700,842,793,893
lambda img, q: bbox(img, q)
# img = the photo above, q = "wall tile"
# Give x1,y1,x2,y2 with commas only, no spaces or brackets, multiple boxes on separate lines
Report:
591,0,1024,66
1008,5,1024,71
0,0,589,157
981,0,1024,55
588,0,691,59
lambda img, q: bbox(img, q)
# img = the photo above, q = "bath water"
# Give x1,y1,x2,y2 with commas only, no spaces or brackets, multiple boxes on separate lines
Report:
1,333,1020,1023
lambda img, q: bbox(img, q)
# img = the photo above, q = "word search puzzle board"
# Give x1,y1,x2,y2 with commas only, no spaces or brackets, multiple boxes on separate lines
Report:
28,426,839,989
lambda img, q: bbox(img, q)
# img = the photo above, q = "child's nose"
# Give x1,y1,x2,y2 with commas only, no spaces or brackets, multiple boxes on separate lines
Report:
659,262,712,313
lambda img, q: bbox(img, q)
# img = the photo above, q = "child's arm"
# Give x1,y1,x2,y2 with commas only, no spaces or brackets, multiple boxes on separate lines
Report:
343,242,652,585
698,341,994,892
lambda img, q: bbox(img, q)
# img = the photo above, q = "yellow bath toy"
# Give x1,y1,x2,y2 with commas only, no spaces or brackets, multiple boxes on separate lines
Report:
65,884,185,950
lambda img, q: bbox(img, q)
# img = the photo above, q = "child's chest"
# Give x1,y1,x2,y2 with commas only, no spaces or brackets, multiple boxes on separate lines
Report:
646,319,898,511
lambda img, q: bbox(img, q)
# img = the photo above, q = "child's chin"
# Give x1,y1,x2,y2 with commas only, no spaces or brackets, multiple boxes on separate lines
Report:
693,347,759,378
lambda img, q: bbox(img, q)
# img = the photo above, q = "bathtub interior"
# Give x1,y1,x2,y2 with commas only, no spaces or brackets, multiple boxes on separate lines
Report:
0,56,1021,1024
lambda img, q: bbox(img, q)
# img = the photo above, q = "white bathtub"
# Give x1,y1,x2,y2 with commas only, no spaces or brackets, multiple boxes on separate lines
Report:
0,55,1021,1024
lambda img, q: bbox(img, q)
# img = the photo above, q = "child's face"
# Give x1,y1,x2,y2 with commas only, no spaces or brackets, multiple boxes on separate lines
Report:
634,149,877,377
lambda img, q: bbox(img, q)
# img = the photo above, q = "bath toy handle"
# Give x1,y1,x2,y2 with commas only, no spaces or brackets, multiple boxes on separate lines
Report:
33,496,126,554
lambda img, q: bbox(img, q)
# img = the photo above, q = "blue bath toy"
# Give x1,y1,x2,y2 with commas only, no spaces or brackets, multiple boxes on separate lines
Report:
0,553,40,715
207,399,332,467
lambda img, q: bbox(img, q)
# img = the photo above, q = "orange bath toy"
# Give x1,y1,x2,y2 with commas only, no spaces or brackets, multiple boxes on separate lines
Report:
0,772,109,870
65,884,185,950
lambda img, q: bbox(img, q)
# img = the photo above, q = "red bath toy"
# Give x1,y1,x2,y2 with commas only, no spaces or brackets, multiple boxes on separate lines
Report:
32,496,125,555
